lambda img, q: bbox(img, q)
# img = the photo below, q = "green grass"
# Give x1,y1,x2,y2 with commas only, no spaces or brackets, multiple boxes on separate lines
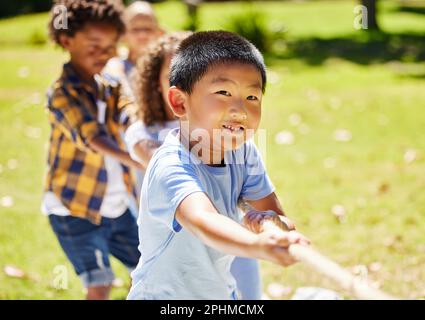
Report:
0,0,424,299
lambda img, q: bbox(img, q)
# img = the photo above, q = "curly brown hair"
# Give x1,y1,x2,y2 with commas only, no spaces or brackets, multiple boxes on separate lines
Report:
48,0,125,46
131,32,192,126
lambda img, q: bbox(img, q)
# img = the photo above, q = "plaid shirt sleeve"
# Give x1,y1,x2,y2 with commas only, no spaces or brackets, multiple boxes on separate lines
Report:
47,86,108,152
116,85,137,128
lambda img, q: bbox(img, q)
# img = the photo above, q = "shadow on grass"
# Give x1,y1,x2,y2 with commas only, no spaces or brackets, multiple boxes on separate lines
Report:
399,73,425,80
267,32,425,66
396,5,425,15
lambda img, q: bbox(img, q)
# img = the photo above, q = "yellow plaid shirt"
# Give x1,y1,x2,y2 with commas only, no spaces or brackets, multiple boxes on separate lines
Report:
44,63,136,224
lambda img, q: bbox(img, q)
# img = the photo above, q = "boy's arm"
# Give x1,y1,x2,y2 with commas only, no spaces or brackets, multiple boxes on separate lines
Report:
48,88,142,170
132,139,162,170
89,135,144,170
244,192,285,215
241,192,296,233
175,192,307,266
116,83,137,130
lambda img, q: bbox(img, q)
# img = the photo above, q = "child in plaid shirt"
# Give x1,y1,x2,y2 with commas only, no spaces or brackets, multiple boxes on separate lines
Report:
43,0,143,300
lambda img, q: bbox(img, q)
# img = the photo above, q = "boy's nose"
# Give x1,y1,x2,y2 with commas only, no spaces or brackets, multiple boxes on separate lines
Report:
97,46,116,61
229,102,248,120
231,112,247,120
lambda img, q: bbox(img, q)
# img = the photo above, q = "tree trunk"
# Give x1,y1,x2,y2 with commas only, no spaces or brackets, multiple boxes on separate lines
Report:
185,0,201,31
361,0,379,30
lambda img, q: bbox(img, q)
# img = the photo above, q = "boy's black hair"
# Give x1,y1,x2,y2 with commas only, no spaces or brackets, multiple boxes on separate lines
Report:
169,31,267,94
48,0,125,46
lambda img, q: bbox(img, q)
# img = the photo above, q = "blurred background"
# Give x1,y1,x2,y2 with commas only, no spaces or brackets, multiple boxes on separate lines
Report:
0,0,424,299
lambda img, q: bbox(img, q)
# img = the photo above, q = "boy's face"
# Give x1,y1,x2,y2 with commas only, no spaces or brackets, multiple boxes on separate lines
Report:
171,62,263,155
124,15,162,56
60,22,119,79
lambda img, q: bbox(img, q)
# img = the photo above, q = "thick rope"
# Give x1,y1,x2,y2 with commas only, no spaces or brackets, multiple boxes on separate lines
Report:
262,220,397,300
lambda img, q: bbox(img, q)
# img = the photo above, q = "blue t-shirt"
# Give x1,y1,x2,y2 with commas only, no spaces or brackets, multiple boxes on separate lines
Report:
127,128,275,300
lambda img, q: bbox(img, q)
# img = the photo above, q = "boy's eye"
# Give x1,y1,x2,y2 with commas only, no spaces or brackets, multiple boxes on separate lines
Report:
88,45,101,53
247,95,258,101
131,27,154,34
215,90,231,96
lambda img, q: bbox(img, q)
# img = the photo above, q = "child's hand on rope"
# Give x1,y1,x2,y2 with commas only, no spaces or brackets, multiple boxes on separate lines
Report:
243,209,310,266
243,209,295,233
254,228,310,266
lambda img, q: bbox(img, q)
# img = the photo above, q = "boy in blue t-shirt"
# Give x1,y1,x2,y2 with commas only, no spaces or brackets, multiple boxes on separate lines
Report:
128,31,310,300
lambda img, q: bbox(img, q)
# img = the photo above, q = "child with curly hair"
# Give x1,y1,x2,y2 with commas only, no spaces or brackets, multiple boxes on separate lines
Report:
124,32,188,170
125,32,265,299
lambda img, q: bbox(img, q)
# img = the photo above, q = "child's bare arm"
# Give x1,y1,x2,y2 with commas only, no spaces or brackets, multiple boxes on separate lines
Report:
244,192,285,216
175,192,306,267
132,139,162,170
89,135,144,170
240,193,296,232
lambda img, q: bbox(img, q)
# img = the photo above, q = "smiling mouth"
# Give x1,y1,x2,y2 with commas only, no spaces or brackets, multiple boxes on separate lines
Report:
222,123,245,133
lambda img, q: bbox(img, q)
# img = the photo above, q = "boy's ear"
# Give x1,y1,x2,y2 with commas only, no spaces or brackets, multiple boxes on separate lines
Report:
157,27,166,37
168,86,187,118
58,34,72,50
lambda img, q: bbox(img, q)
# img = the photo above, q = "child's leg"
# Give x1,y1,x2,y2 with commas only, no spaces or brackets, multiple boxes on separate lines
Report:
48,214,116,299
86,285,111,300
230,257,262,300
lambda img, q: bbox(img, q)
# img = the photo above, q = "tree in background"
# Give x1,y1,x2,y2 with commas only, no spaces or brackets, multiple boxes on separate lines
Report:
361,0,379,31
0,0,53,18
184,0,201,31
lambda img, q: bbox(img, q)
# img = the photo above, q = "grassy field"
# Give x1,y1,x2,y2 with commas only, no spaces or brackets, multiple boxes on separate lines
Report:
0,0,424,299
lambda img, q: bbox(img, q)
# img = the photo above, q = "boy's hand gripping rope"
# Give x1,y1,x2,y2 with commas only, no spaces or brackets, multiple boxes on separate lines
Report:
238,200,398,300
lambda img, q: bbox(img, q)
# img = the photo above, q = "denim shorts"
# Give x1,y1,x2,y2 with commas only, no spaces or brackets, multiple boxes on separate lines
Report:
49,208,140,288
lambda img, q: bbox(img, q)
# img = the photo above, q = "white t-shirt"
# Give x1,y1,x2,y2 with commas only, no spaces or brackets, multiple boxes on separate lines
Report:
42,155,129,219
124,119,179,192
125,119,179,163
